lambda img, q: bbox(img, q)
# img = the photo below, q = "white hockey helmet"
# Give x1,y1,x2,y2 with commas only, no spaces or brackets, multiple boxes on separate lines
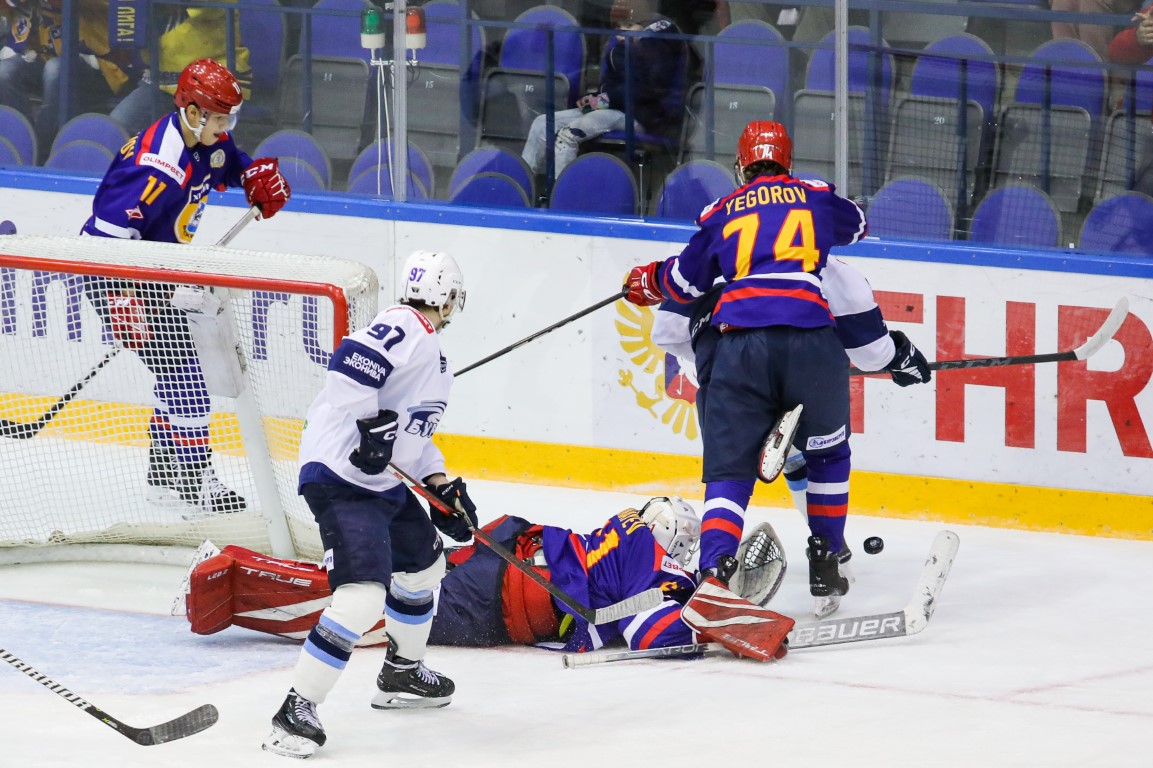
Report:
401,250,466,324
640,496,701,567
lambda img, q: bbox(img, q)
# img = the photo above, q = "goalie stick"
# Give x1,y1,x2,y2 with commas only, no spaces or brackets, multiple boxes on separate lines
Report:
562,529,960,668
0,206,260,440
849,296,1129,376
389,463,664,625
454,290,627,376
0,647,219,745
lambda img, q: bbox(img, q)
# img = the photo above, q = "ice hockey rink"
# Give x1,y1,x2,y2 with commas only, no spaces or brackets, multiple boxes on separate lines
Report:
2,479,1150,768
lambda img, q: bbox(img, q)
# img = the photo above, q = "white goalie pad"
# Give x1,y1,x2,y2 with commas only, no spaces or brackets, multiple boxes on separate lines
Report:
758,404,802,483
730,522,787,607
183,288,247,398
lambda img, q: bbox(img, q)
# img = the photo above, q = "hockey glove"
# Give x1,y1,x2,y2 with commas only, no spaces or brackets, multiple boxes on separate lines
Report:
241,157,291,219
348,409,399,475
884,330,932,387
425,477,478,542
624,261,666,306
170,285,223,315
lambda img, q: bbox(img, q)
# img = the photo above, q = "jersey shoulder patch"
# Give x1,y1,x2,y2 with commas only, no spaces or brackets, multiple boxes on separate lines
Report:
136,118,188,185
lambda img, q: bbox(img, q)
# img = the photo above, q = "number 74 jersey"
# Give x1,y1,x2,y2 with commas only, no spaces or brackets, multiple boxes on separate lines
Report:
298,304,452,495
659,174,867,331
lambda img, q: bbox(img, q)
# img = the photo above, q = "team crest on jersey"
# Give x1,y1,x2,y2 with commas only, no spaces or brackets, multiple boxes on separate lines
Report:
615,302,699,441
210,149,225,168
174,200,206,243
13,17,31,42
405,400,446,438
125,206,143,220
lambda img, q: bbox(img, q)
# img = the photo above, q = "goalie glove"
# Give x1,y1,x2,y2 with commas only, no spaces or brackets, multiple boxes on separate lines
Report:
348,409,399,475
884,330,932,387
241,157,291,219
170,285,223,315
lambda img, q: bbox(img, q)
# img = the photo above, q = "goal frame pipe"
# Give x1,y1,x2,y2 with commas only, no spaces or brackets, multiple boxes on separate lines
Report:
0,250,354,559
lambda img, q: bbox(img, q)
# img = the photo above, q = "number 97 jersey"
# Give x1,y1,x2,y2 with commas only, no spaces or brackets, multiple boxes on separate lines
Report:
660,174,867,332
297,304,452,495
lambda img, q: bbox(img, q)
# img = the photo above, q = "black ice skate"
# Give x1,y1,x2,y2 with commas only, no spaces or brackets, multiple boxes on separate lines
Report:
371,641,455,710
807,536,850,619
263,689,326,759
146,444,181,504
177,461,246,518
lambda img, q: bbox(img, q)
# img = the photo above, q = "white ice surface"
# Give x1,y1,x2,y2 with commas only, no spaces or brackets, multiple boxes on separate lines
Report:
1,480,1151,767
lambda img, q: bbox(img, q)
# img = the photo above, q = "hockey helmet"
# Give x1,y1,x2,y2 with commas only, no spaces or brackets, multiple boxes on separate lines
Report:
174,59,244,119
402,250,466,324
641,496,701,567
735,120,793,178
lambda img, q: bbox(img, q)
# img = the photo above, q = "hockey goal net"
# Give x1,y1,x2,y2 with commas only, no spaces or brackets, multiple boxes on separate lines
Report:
0,234,379,563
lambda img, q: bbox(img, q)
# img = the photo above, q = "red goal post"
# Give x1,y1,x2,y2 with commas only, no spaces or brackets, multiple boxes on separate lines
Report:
0,235,379,564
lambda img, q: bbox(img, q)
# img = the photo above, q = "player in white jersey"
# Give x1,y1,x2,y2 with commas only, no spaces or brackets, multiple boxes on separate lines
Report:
263,250,478,760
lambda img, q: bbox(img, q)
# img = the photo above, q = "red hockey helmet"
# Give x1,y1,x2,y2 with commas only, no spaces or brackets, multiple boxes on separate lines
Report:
174,58,243,116
735,120,793,176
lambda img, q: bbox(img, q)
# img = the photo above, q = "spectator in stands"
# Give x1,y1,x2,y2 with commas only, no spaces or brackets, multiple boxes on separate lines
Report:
0,0,137,163
1107,3,1153,193
521,0,685,183
109,2,251,136
1050,0,1143,58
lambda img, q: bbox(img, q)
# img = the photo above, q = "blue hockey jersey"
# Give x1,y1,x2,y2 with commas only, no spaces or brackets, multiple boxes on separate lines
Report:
541,510,696,652
659,174,867,330
80,112,252,243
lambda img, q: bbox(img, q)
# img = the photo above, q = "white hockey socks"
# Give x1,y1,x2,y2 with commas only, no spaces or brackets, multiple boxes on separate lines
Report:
292,582,387,704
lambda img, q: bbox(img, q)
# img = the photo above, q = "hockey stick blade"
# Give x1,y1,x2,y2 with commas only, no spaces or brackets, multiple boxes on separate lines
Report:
850,297,1128,375
1,648,219,745
388,463,662,625
561,530,960,668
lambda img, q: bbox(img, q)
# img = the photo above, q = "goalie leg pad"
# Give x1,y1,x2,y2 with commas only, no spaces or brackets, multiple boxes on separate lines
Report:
731,522,787,607
681,577,795,661
758,404,803,483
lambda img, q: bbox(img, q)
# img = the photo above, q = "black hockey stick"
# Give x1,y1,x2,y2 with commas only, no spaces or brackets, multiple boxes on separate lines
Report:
0,647,219,745
562,530,960,668
0,207,259,440
454,290,627,376
850,297,1129,376
389,463,664,624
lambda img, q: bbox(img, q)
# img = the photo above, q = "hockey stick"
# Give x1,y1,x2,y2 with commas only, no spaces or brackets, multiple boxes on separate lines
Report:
388,463,663,624
562,530,960,668
0,207,259,440
454,290,627,376
0,647,218,745
849,297,1129,376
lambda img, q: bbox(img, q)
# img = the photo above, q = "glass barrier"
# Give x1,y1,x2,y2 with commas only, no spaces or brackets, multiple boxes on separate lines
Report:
3,0,1153,254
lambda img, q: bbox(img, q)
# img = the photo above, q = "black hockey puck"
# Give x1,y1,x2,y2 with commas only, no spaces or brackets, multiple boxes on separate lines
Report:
863,536,884,555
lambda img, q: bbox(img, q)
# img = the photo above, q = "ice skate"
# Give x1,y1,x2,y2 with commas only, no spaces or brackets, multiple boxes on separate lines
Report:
177,461,246,519
263,689,326,759
145,444,181,504
807,536,850,618
371,642,455,710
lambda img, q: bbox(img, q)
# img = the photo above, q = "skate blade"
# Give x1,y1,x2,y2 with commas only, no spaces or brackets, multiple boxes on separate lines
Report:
262,726,319,759
813,594,841,619
370,692,452,710
147,486,183,507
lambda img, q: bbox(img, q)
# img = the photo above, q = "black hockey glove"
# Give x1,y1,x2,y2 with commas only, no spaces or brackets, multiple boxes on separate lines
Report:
348,409,399,475
425,477,478,542
884,330,932,387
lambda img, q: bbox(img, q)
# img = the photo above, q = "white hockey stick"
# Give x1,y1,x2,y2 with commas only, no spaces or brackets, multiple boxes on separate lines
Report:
562,530,960,668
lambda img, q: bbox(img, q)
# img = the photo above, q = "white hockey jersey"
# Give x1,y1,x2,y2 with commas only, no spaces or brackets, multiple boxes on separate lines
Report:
652,255,896,372
298,304,451,495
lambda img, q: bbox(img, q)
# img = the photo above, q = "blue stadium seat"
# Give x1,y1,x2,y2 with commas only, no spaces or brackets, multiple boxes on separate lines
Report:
347,164,430,199
867,177,955,241
50,113,129,159
449,172,531,208
0,136,22,166
549,153,638,215
449,147,534,200
255,130,333,190
350,140,434,198
1078,192,1153,255
654,160,734,220
0,106,37,165
43,141,116,175
969,184,1061,247
276,156,328,192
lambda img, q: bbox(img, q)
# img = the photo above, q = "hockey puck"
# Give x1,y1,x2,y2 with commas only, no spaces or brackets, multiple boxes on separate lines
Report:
863,536,884,555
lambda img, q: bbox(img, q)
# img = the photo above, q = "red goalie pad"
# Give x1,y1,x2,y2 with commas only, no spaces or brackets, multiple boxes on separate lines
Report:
186,545,388,645
680,577,795,661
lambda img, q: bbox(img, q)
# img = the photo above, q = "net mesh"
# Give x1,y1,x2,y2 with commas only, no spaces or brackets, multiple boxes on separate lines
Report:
0,235,379,560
